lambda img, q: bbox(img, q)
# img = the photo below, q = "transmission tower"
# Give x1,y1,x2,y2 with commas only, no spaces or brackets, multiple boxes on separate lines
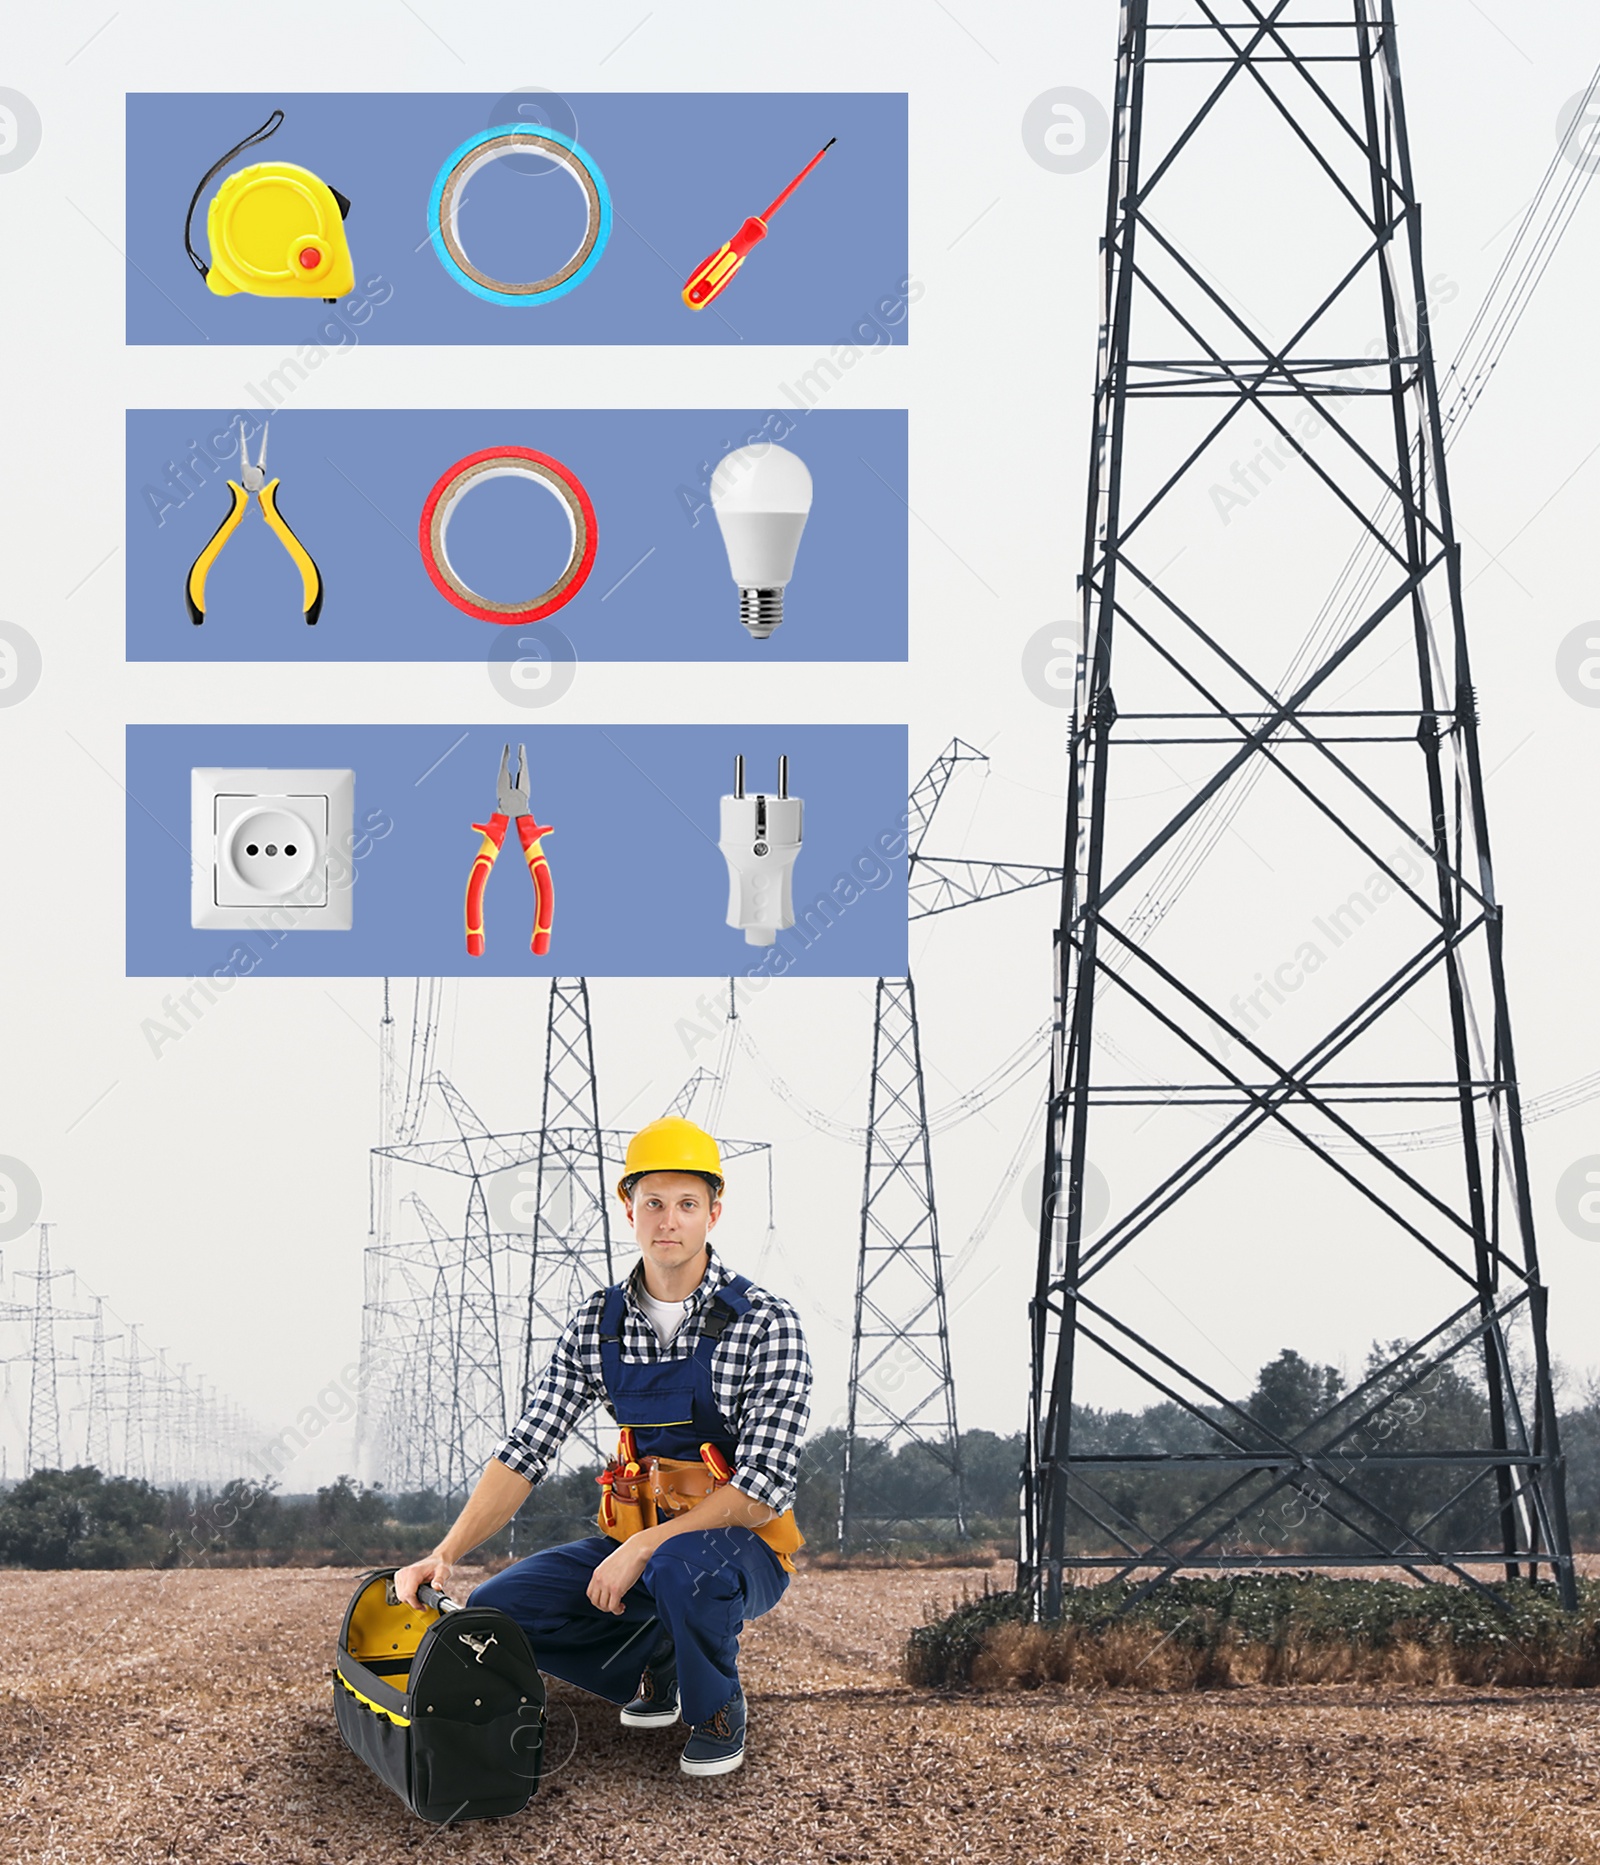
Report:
73,1297,121,1474
370,1072,543,1502
839,741,982,1550
359,978,440,1481
1025,0,1574,1614
114,1325,154,1483
149,1350,184,1489
518,978,616,1471
10,1225,89,1474
363,1194,460,1497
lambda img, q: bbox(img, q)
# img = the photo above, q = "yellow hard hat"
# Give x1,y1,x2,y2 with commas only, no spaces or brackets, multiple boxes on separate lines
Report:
617,1117,724,1202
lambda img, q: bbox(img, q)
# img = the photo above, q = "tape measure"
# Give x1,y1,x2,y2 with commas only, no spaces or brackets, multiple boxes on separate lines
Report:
419,447,598,624
185,110,355,302
427,126,611,305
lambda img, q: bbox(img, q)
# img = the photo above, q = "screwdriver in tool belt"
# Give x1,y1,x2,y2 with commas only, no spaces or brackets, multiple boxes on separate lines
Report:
682,138,836,310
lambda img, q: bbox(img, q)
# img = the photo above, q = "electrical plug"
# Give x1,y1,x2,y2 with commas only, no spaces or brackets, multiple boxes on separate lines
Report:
718,754,802,946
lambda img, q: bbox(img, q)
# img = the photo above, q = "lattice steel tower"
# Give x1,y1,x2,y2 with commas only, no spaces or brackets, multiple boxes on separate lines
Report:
1025,0,1574,1613
371,1073,543,1502
13,1225,88,1475
74,1297,120,1475
838,742,981,1550
518,977,616,1471
115,1325,155,1483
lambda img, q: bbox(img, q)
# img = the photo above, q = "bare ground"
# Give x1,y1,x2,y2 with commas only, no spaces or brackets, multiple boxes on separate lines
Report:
2,1562,1598,1864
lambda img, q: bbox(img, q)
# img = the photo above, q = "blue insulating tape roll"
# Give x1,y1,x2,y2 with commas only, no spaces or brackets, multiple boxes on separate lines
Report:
427,125,612,306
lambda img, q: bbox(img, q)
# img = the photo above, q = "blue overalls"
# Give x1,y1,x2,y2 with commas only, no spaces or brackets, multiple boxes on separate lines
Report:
471,1274,791,1727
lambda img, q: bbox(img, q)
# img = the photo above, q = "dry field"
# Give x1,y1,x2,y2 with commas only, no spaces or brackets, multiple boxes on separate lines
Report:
1,1560,1598,1864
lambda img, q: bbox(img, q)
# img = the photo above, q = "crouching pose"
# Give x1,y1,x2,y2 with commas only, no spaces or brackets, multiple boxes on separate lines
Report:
397,1117,812,1777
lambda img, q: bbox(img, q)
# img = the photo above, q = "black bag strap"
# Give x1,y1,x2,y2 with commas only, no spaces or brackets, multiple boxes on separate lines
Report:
695,1274,753,1351
185,109,284,279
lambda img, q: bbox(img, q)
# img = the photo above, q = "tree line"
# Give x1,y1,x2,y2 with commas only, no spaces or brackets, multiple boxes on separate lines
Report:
4,1345,1597,1567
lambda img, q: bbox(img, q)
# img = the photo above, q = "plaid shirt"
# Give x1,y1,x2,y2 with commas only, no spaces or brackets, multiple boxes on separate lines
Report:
494,1243,813,1516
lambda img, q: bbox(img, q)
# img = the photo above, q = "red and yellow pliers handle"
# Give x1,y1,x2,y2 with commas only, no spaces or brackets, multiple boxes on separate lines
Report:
465,811,555,957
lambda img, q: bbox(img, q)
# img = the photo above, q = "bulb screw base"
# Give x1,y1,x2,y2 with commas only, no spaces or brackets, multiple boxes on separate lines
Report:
739,587,784,640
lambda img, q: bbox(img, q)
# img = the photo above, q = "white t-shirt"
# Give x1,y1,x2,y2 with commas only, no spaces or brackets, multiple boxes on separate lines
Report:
637,1284,691,1349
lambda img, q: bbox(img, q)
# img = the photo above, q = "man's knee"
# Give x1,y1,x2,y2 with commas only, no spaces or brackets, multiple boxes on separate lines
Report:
470,1568,512,1609
472,1544,595,1620
644,1535,742,1602
469,1560,545,1620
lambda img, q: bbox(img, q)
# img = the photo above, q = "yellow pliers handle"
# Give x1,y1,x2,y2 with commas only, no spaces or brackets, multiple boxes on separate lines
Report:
185,477,324,626
185,481,248,625
258,478,323,624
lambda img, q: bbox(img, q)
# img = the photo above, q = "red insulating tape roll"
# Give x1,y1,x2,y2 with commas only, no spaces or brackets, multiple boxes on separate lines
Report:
419,445,598,625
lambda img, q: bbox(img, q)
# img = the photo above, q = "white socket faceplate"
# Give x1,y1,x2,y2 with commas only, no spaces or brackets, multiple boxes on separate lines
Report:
191,768,355,931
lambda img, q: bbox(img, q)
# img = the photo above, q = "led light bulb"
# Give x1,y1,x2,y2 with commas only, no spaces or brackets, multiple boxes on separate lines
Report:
719,754,803,945
710,443,813,640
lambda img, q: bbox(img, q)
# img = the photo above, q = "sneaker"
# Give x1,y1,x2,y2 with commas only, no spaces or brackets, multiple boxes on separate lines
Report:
679,1687,746,1777
619,1645,680,1728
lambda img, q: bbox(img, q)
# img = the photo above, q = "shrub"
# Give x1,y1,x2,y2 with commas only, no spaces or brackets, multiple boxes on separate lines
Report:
0,1466,169,1569
906,1572,1600,1691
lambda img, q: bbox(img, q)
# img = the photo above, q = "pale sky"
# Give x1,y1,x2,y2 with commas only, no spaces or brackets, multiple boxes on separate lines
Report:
1,0,1597,1492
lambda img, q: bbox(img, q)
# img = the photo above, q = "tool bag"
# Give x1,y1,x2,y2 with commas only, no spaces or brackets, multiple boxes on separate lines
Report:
333,1569,545,1825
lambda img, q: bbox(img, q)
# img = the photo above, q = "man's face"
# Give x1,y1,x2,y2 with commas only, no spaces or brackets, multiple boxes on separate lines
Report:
626,1171,720,1274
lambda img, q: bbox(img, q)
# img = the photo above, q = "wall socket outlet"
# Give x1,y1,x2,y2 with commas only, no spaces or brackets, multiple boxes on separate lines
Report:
191,768,355,931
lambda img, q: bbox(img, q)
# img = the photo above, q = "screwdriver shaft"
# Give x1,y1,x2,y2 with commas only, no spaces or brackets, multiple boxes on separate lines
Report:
759,138,836,221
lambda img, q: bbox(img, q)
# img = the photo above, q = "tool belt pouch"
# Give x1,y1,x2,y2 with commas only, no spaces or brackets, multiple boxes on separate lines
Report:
596,1464,651,1540
596,1441,805,1573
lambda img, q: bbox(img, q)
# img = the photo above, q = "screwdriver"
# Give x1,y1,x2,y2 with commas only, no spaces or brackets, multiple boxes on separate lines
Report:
682,138,837,311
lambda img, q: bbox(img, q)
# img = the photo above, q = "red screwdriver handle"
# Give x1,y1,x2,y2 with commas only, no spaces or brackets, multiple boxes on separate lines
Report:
683,217,768,309
728,215,770,260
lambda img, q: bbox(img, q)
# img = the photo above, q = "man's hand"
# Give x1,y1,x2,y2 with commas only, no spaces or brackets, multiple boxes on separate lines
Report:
582,1483,778,1615
394,1552,454,1609
586,1536,653,1615
392,1460,534,1608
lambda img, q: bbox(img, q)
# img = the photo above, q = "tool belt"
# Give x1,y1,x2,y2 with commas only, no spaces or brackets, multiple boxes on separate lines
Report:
596,1428,804,1575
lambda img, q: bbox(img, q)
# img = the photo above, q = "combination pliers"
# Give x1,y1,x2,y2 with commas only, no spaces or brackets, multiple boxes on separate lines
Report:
466,743,555,957
185,418,324,625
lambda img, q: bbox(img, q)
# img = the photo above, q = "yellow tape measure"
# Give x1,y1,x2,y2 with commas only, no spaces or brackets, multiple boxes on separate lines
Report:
186,110,354,302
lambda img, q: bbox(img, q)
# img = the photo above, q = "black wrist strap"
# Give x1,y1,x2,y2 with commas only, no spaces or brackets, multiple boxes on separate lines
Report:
184,109,285,278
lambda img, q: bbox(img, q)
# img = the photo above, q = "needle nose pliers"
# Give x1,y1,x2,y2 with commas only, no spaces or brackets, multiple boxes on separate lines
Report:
466,743,555,957
185,418,324,625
